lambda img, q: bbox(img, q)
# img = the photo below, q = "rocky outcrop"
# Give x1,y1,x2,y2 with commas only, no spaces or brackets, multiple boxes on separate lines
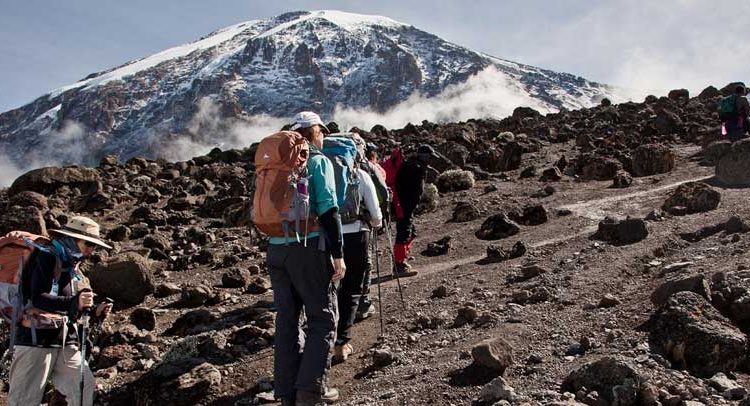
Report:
88,253,155,306
716,139,750,186
662,182,721,215
649,292,747,377
631,144,675,177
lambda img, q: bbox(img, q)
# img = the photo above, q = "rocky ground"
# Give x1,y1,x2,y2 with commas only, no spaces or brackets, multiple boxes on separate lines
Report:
1,83,750,405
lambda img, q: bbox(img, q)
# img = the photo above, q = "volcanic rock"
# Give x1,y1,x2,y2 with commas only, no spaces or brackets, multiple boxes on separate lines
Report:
562,357,642,405
180,285,213,308
0,206,47,236
716,138,750,186
650,273,711,306
592,217,648,245
451,202,480,223
539,167,562,182
662,182,720,215
89,253,155,306
631,144,675,176
165,309,216,336
8,166,100,196
222,268,252,289
702,141,732,166
476,214,520,240
471,337,513,374
130,308,157,331
649,291,747,377
8,191,48,210
508,204,548,226
611,171,633,188
436,169,475,193
422,236,451,257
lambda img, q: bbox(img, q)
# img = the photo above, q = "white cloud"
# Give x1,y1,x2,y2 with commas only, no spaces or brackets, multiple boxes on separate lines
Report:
0,152,24,188
331,66,549,130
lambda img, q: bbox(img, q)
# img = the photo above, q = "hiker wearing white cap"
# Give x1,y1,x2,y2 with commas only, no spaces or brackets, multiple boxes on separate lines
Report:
262,111,344,405
8,216,113,406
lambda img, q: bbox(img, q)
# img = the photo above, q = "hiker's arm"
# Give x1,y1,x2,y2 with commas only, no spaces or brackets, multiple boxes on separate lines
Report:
359,170,383,228
319,208,344,259
28,253,77,313
309,155,343,258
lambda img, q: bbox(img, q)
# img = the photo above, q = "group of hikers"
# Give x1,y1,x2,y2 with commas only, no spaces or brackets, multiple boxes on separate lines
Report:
254,111,435,405
0,111,433,405
720,84,750,142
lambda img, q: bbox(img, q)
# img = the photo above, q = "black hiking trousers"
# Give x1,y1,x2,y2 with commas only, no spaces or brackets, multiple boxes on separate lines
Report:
267,237,337,400
337,230,371,344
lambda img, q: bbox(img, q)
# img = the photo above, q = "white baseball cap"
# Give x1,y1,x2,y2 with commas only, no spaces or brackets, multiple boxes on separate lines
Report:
290,111,330,133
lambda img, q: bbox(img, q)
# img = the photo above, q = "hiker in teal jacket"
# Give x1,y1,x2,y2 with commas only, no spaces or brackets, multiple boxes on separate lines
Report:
266,112,345,406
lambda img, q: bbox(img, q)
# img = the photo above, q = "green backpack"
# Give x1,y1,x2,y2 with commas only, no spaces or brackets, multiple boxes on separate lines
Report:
719,95,737,121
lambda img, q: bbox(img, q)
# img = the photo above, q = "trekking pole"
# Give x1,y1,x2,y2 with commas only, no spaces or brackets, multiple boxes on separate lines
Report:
383,218,406,309
372,232,385,339
78,289,92,406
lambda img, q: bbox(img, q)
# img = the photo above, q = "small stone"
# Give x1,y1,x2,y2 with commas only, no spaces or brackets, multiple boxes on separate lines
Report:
598,294,621,308
480,377,516,402
431,285,449,299
372,349,397,368
471,337,513,373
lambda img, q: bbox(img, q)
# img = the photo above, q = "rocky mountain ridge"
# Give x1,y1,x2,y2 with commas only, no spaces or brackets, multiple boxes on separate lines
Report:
0,10,614,173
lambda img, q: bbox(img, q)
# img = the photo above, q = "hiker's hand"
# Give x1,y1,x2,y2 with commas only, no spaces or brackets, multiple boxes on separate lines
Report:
78,291,94,311
95,302,113,319
332,258,346,282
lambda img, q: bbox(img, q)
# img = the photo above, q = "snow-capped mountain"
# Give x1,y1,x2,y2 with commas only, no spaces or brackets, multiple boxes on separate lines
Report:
0,10,614,168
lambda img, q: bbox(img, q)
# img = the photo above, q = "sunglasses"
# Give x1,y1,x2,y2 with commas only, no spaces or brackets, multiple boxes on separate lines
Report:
83,241,98,249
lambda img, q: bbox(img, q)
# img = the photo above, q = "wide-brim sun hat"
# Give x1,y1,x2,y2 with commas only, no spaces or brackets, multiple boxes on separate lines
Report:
290,111,330,134
49,216,113,249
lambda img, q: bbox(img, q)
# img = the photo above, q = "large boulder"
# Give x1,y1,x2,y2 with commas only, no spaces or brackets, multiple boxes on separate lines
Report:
631,144,675,177
562,357,643,406
8,166,100,196
7,191,48,210
649,292,747,377
654,109,683,134
436,170,475,193
592,217,648,245
711,270,750,332
133,358,222,406
0,206,47,236
88,253,155,306
702,141,732,166
578,155,623,181
475,214,520,240
650,273,711,306
508,205,548,226
451,202,480,223
662,182,721,215
716,139,750,186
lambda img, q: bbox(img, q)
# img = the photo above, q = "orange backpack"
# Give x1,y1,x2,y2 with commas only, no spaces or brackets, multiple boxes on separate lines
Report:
252,131,319,238
0,231,49,323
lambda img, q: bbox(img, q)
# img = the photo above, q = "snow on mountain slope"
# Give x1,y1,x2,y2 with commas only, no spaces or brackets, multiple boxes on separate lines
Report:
0,10,615,176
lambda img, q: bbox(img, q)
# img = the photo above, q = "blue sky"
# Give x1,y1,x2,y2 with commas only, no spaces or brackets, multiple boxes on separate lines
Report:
1,0,749,112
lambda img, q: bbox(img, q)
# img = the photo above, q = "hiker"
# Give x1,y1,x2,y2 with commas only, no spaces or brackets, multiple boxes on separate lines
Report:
332,150,382,363
8,216,113,406
385,145,439,276
257,111,345,406
356,143,389,321
721,85,750,142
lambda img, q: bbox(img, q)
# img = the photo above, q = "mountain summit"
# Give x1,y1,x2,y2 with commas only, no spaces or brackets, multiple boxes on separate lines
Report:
0,10,613,169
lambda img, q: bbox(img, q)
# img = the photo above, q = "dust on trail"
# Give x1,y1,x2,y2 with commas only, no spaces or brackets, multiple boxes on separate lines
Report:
387,174,714,279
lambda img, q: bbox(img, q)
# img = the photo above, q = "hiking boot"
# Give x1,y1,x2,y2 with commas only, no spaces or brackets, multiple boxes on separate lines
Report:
394,262,417,277
296,388,340,405
332,343,353,364
355,303,376,321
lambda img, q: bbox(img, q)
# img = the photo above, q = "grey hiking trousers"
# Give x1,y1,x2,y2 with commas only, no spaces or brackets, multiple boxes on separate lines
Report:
8,345,94,406
267,237,338,400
